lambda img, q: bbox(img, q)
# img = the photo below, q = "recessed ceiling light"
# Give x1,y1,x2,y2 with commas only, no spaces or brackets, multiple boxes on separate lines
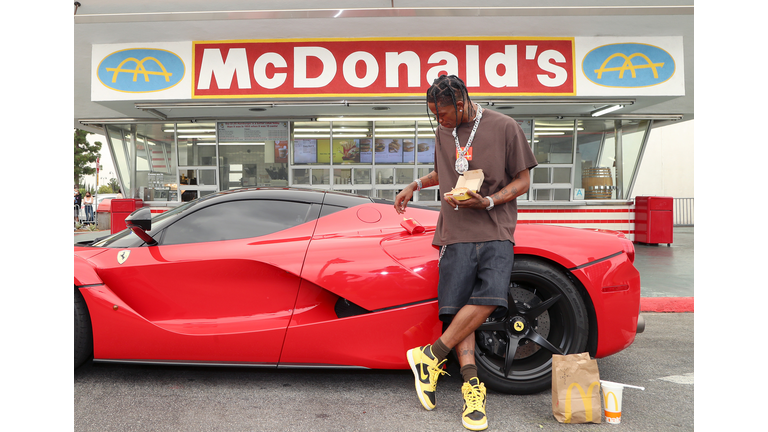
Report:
372,106,390,111
248,107,267,112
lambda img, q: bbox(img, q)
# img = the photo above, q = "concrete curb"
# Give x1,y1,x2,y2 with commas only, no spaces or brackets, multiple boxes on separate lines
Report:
640,297,694,313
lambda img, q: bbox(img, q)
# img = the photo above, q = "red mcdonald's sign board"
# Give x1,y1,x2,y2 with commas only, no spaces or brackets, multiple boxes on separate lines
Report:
192,37,575,98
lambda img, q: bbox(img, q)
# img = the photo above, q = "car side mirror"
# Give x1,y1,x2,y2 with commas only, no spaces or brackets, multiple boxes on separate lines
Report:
125,207,157,246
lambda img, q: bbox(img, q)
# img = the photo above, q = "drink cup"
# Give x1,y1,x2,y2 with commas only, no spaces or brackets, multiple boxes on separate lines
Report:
601,381,624,424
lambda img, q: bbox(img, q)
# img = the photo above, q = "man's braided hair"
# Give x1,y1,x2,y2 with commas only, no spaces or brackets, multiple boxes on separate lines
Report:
425,74,477,139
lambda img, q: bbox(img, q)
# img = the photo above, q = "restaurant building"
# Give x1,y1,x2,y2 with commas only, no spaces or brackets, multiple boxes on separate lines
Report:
74,1,694,239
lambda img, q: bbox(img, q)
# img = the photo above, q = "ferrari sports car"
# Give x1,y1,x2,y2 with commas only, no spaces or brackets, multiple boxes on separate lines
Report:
74,187,643,394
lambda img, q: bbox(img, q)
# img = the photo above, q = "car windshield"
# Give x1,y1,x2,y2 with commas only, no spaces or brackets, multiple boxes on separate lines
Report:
91,200,197,248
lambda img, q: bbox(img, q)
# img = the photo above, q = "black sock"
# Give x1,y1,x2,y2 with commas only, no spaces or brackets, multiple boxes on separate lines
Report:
431,338,451,362
460,364,478,382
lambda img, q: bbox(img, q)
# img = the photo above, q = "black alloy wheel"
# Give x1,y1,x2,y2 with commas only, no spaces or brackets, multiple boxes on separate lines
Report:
475,258,589,394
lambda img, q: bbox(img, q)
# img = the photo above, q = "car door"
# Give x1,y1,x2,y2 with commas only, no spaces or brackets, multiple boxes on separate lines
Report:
91,198,321,364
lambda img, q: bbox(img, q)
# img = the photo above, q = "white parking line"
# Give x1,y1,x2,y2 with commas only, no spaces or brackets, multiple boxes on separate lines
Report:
658,372,694,384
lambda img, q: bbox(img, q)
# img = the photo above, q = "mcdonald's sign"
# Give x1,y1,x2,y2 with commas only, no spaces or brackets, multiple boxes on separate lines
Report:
582,43,675,88
563,381,601,423
90,37,683,101
97,48,185,93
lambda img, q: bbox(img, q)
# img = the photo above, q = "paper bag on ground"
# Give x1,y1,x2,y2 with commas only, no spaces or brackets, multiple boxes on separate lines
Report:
552,352,601,424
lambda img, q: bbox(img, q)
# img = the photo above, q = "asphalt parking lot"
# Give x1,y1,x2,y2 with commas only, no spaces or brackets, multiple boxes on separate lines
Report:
74,313,693,432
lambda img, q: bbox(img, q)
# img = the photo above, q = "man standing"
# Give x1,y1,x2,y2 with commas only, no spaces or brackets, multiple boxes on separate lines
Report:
394,75,537,431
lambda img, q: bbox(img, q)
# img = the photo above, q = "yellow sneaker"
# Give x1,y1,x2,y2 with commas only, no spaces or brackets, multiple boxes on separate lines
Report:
461,377,488,430
406,345,449,410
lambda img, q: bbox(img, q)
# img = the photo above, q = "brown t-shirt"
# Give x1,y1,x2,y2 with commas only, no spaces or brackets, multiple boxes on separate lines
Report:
432,108,538,246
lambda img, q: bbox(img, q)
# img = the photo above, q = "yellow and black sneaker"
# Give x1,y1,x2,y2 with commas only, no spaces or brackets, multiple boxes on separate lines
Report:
461,377,488,431
406,345,449,410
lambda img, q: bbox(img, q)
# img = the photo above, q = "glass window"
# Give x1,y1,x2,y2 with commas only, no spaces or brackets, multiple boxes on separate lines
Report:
618,119,650,198
161,200,314,245
353,168,372,185
375,168,394,184
216,122,290,189
177,123,217,166
105,124,132,195
533,120,575,164
576,119,650,200
334,168,352,185
293,168,310,184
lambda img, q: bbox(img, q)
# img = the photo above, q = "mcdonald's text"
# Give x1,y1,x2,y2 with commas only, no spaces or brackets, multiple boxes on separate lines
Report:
192,38,575,98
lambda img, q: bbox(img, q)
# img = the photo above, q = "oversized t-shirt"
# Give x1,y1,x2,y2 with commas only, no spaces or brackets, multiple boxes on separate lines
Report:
432,108,538,246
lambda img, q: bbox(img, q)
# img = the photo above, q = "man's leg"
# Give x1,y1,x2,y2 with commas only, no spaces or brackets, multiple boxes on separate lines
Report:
443,305,495,431
439,304,496,351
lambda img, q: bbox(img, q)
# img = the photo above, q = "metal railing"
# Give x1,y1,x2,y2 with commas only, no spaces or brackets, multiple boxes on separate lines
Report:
674,198,694,226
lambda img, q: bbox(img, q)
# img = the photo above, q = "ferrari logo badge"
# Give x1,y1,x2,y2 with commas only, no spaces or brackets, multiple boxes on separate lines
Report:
117,250,131,265
513,321,525,331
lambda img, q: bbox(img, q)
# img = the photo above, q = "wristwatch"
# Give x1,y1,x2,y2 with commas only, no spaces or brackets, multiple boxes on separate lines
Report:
485,196,494,211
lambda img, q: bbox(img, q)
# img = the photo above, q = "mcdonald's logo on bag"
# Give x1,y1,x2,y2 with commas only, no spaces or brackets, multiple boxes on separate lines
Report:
564,381,601,423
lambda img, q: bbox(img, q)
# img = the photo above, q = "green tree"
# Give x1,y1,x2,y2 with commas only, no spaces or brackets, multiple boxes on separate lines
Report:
74,129,102,186
108,178,120,193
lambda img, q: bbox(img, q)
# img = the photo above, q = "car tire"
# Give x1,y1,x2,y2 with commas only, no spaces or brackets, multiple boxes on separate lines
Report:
75,288,93,369
475,257,589,394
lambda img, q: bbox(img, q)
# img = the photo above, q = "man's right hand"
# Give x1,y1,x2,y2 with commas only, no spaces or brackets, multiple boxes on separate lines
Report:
394,184,415,214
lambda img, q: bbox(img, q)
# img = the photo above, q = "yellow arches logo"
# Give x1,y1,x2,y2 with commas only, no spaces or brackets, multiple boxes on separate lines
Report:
563,381,600,423
604,390,620,411
583,43,675,88
98,48,185,93
594,53,664,80
106,57,174,83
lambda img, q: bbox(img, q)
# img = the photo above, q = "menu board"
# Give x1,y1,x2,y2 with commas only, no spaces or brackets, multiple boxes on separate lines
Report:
292,137,435,164
415,139,435,164
374,138,403,163
293,139,318,163
218,122,290,142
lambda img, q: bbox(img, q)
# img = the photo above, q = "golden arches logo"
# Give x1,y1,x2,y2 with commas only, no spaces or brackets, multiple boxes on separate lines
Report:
106,57,173,83
604,391,620,411
594,53,664,80
564,381,600,423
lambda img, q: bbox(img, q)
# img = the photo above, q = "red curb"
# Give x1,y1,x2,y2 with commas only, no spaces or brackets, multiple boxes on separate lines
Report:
640,297,694,313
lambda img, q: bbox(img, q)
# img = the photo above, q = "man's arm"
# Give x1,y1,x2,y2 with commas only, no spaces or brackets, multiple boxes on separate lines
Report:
394,170,439,214
462,168,531,210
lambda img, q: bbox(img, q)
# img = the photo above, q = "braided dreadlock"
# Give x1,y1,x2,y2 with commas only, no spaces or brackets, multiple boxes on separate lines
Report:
425,74,477,138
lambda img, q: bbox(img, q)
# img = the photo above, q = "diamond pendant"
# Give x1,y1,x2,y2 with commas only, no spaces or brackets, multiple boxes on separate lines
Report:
455,156,468,174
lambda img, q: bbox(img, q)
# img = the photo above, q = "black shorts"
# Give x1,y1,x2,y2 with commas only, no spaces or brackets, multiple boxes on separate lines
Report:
436,240,513,323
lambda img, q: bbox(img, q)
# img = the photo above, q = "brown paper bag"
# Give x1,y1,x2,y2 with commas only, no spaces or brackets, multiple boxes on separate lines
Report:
551,352,601,423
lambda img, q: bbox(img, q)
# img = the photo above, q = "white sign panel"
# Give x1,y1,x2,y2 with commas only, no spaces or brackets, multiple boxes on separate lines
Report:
91,42,193,101
217,122,290,143
575,37,685,96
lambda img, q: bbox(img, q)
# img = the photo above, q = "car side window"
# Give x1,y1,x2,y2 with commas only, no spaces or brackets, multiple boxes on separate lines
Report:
161,199,314,245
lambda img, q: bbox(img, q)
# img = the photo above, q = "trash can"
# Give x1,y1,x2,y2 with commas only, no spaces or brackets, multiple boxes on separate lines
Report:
634,196,673,246
110,199,143,234
96,199,112,231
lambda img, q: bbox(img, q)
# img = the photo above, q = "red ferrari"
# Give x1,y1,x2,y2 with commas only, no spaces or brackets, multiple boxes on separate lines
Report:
74,188,643,394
